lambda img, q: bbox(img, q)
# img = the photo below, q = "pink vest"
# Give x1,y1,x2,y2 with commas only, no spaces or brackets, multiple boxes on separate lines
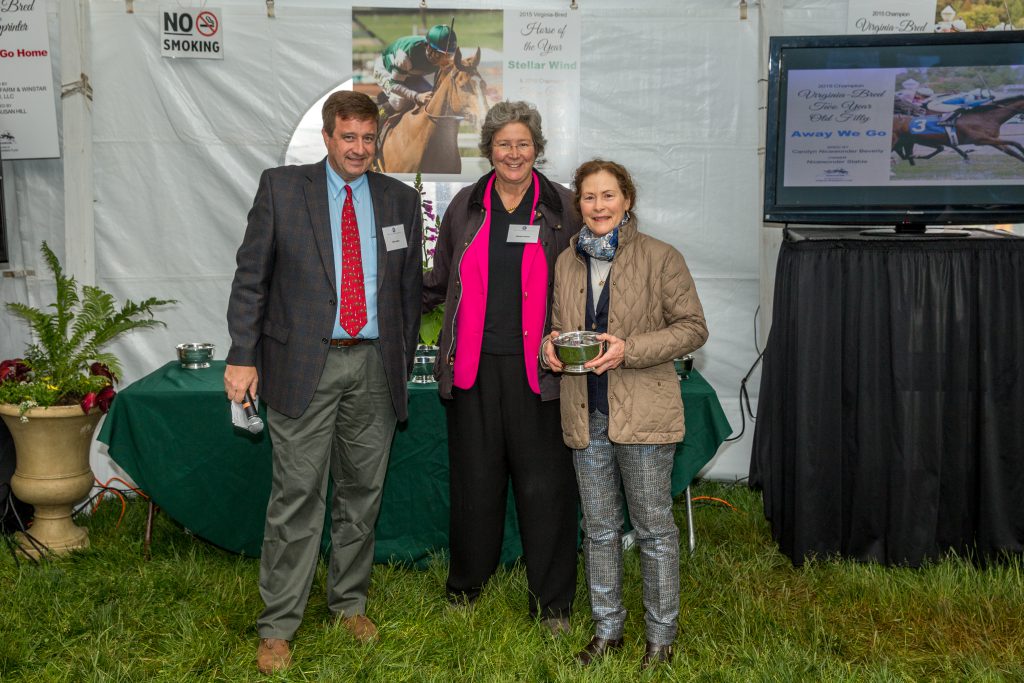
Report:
453,173,549,394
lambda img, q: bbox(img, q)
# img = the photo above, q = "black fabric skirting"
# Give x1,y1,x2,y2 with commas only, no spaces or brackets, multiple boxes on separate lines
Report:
751,230,1024,567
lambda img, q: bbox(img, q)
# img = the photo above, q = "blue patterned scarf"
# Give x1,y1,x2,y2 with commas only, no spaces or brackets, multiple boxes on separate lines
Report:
575,213,629,261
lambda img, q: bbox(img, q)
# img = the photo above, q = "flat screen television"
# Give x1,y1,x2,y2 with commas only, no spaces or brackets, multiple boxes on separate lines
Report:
764,31,1024,232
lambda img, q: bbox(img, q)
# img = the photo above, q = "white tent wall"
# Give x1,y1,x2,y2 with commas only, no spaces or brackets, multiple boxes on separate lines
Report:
1,0,854,485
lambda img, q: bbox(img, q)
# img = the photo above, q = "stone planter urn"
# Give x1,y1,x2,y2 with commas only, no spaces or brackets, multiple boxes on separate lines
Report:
0,403,100,559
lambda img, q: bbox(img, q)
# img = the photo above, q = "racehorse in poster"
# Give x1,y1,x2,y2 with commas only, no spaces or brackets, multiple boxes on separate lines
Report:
891,94,1024,165
377,47,488,174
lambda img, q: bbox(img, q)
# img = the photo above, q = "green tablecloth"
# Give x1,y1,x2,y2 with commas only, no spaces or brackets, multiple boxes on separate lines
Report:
97,361,730,564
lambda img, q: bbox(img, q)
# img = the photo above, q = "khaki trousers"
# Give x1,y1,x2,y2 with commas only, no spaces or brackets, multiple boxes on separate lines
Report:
257,342,396,640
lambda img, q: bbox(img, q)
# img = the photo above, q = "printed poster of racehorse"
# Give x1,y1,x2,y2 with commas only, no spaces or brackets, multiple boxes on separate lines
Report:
283,7,580,183
352,8,503,180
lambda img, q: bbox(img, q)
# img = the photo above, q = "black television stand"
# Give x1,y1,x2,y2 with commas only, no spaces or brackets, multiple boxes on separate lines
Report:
860,224,970,238
782,226,1022,242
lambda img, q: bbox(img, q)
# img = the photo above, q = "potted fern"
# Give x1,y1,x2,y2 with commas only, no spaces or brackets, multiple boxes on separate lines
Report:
0,242,174,557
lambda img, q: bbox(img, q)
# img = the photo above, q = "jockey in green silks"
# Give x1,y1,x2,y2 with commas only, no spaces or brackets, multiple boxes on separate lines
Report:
373,24,459,119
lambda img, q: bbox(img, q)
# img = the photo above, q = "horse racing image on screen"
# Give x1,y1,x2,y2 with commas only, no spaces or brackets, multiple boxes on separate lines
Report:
764,31,1024,227
890,66,1024,182
782,64,1024,187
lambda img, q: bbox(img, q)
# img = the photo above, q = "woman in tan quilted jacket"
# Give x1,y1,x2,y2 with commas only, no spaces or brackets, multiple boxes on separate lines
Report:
542,159,708,670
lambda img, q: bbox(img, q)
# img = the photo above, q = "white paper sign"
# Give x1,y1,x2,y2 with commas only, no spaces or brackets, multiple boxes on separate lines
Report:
161,7,224,60
0,0,59,160
503,9,581,182
846,0,935,34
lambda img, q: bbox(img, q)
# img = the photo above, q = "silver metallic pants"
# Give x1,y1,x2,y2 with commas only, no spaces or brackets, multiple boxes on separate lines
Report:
574,411,680,645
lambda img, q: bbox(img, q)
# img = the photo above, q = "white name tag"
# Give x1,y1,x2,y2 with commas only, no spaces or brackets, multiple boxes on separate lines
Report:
507,224,540,244
382,224,408,251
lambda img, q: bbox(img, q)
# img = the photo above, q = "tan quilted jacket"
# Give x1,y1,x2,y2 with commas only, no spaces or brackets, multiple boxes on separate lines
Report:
550,216,708,448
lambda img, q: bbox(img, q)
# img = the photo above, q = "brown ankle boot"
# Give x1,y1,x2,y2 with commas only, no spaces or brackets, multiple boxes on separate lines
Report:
576,635,624,665
256,637,291,674
641,641,674,669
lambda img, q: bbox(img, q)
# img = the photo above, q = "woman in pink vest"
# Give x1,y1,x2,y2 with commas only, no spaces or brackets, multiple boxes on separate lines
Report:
423,100,582,634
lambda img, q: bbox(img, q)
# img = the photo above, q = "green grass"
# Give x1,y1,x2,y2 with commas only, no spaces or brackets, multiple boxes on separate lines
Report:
1,481,1022,681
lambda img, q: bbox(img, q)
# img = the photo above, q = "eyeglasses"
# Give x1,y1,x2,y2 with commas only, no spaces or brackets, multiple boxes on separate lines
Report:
494,142,534,153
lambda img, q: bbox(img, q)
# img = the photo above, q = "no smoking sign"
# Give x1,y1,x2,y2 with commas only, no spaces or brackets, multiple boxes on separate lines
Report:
161,7,224,60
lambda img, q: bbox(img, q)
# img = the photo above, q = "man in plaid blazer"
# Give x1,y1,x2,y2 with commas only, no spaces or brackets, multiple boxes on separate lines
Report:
224,90,422,674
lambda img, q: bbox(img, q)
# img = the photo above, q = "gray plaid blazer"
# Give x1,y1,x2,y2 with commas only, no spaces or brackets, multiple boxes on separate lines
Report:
226,159,423,420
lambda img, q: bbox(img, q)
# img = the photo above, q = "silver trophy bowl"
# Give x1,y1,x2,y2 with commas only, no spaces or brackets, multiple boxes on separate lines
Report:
176,342,215,369
552,331,604,374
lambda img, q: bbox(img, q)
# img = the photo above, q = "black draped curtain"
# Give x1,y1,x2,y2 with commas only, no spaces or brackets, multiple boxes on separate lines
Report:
751,230,1024,566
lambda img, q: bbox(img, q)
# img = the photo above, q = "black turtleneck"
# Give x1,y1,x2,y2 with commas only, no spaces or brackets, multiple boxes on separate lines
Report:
482,184,535,354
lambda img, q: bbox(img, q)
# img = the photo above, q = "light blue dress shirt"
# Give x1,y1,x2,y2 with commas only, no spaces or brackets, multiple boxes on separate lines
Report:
326,162,379,339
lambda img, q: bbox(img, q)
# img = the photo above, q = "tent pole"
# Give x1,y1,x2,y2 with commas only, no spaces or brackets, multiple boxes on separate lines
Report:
59,0,95,286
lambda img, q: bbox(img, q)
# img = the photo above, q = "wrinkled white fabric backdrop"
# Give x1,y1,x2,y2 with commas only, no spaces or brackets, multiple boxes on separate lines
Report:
0,0,855,486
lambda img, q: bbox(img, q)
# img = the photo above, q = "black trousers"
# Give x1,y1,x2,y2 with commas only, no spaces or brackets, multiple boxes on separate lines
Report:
445,352,578,619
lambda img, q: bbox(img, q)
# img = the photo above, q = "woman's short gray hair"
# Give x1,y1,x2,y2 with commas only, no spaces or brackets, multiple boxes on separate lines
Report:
478,101,547,163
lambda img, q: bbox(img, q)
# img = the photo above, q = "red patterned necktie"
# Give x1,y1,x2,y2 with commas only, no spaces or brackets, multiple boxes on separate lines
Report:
339,185,367,336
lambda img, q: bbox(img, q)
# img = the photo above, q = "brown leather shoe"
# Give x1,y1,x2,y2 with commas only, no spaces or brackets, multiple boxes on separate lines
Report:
641,641,674,669
339,613,378,642
256,637,291,674
576,635,624,665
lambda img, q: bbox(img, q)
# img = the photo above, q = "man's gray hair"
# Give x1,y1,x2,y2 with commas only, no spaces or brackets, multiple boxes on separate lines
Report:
478,100,547,163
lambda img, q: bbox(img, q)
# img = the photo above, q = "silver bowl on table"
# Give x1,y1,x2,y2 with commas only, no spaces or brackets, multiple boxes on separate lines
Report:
176,342,215,369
